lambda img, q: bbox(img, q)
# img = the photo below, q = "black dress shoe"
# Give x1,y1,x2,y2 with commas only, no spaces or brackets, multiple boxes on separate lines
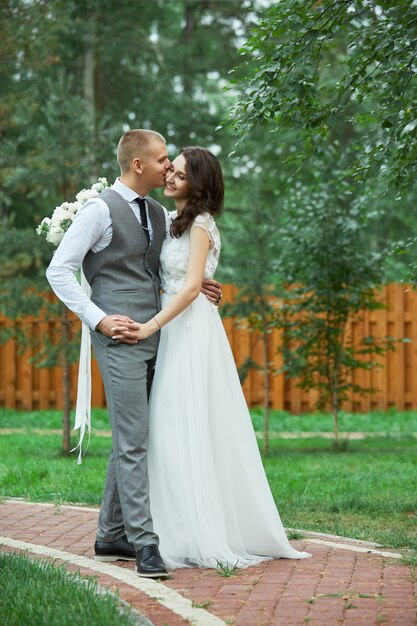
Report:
136,544,168,578
94,536,136,561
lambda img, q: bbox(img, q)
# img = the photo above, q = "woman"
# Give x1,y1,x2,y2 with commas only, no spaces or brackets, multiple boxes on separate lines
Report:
112,147,310,569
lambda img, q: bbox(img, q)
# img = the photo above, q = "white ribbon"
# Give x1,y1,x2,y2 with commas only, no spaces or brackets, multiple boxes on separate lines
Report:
71,269,92,464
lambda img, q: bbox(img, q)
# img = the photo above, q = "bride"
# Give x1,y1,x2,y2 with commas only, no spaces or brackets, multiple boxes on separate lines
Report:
112,146,311,570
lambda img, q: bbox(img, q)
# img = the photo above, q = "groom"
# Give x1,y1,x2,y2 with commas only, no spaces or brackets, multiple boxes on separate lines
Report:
46,129,221,578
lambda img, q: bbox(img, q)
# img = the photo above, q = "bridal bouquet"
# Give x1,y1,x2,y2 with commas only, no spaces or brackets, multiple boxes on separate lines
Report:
36,177,109,245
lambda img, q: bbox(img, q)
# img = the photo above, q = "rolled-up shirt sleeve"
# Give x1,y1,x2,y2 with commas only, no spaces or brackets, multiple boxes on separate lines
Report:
46,199,111,330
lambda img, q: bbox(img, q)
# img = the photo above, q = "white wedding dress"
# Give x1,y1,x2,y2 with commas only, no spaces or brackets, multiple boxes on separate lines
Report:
147,212,310,569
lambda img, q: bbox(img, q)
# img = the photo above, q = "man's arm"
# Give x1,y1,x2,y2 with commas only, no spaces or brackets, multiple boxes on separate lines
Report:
46,200,132,334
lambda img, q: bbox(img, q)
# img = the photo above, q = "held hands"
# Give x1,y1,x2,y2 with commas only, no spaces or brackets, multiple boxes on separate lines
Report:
96,281,221,344
110,318,160,344
201,278,222,305
96,315,134,338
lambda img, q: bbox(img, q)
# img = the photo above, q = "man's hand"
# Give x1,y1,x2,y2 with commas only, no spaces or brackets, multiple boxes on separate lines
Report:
96,314,134,339
111,319,159,343
201,278,222,305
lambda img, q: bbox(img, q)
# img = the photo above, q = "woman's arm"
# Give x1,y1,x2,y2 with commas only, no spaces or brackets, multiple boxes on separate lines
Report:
111,226,210,343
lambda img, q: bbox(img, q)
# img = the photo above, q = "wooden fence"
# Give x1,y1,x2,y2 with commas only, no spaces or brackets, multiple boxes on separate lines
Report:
0,283,416,413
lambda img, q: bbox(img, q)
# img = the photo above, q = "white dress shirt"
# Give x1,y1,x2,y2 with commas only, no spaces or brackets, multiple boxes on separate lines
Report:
46,178,169,329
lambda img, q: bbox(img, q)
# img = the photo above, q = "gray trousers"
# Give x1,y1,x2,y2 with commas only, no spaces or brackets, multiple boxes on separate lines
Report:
91,330,159,550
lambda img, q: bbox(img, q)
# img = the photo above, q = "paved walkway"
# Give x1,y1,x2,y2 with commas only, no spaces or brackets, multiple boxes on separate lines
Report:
0,499,416,626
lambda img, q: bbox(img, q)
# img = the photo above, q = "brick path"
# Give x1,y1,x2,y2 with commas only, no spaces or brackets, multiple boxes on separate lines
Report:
1,500,416,626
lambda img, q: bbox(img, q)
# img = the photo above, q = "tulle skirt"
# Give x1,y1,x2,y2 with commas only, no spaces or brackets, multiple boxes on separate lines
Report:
147,293,310,569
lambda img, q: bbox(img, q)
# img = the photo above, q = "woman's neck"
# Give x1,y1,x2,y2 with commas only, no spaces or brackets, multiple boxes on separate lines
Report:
174,200,187,214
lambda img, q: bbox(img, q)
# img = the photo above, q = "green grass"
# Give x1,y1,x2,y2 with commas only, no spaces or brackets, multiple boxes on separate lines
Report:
0,552,139,626
265,436,417,552
3,405,417,434
0,432,107,505
215,559,240,577
0,408,416,553
0,407,110,431
250,406,417,434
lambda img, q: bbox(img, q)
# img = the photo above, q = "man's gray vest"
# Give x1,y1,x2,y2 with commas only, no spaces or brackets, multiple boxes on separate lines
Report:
83,189,166,323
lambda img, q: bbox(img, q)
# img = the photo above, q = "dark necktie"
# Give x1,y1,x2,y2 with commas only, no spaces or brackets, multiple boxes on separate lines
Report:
136,197,150,244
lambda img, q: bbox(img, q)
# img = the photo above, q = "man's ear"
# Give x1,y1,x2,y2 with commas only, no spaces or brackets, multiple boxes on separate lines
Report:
132,157,143,174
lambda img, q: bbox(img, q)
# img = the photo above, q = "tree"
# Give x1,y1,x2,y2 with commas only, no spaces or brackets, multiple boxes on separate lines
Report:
0,69,100,454
223,0,413,430
1,0,261,226
0,227,81,454
221,203,282,456
277,165,393,446
218,126,296,454
230,0,417,193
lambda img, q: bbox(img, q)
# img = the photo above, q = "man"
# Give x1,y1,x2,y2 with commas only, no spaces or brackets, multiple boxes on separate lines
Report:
46,129,221,578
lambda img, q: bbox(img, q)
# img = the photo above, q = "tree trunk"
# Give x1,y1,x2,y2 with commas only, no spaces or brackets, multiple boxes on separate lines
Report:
179,1,197,144
83,8,97,179
331,389,339,450
262,322,270,457
61,307,72,454
331,339,344,450
83,11,96,128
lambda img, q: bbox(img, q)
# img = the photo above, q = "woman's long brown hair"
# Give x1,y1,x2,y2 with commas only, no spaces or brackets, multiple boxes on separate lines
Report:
170,147,224,238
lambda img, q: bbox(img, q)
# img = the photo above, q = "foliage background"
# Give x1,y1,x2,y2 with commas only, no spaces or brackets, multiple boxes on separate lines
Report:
2,0,416,279
1,0,417,424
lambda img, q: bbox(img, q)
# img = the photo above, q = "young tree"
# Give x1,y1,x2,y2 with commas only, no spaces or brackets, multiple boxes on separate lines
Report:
0,228,81,454
278,169,393,446
221,202,282,457
219,135,288,455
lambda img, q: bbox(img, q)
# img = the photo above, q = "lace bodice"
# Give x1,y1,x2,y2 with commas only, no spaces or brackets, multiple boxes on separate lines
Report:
159,212,221,294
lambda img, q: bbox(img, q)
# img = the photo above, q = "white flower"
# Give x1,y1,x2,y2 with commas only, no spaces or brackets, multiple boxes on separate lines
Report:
76,188,99,202
57,201,80,214
75,189,87,202
37,178,109,246
46,224,65,245
67,201,82,214
92,178,108,192
51,206,72,223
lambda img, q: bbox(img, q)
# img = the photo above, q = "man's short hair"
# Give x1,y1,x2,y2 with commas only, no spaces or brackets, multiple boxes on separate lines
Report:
117,129,166,173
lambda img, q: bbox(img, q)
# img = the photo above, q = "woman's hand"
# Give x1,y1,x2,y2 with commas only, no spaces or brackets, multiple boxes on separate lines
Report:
111,319,159,343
